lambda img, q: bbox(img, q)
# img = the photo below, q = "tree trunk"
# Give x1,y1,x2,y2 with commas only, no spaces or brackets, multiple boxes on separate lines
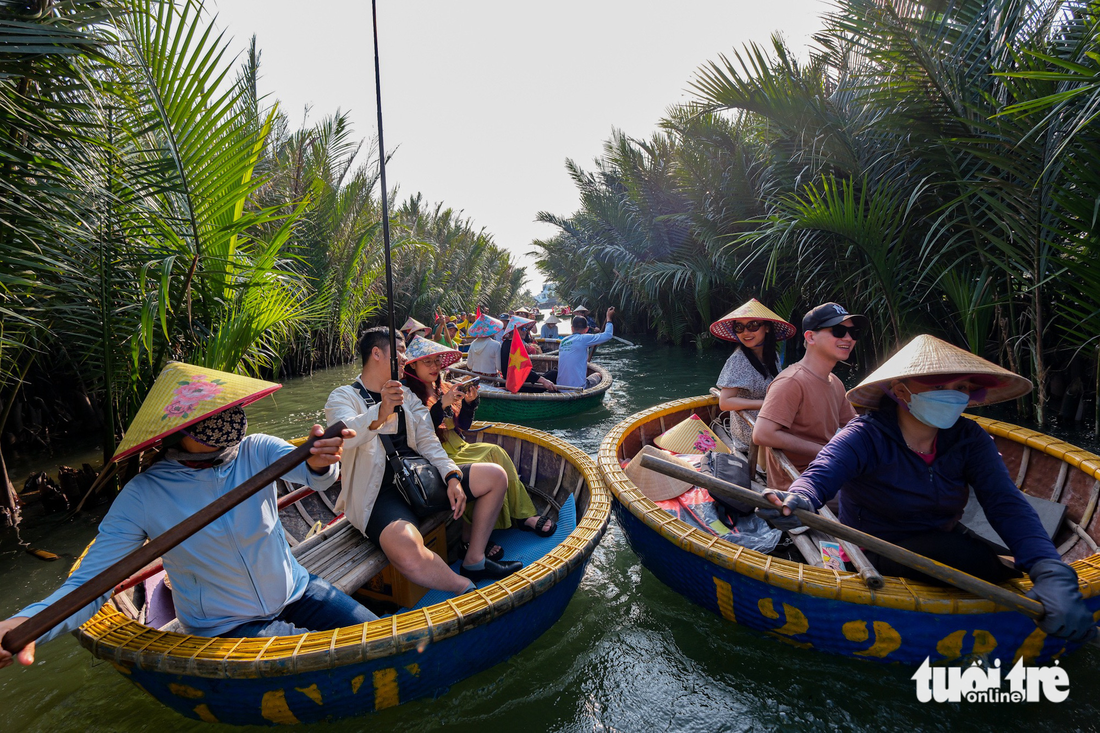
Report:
0,447,21,530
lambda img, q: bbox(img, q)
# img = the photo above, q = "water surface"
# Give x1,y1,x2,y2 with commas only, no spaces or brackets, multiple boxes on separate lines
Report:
3,338,1099,732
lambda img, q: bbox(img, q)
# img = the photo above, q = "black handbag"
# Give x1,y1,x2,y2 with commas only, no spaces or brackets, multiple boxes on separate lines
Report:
353,382,451,517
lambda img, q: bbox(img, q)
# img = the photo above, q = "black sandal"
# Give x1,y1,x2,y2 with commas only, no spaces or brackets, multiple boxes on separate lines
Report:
459,540,504,562
519,515,556,537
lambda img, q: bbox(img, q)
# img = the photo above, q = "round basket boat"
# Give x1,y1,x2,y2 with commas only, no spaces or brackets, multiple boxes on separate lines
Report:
453,355,612,423
73,424,610,725
597,394,1100,666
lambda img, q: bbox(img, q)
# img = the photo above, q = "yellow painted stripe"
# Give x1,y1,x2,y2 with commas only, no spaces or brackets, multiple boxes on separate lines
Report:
261,690,300,725
373,668,400,710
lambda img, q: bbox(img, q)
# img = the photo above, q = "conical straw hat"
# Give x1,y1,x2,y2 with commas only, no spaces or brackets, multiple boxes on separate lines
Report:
653,413,731,455
112,362,281,462
404,336,461,368
544,314,561,325
467,314,504,338
624,445,698,501
503,315,534,336
400,317,431,335
846,334,1033,409
710,299,797,343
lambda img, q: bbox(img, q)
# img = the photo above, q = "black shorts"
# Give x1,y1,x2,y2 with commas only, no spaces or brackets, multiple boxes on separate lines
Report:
364,463,476,543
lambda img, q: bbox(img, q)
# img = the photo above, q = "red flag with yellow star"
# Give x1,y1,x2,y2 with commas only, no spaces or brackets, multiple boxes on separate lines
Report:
505,334,532,393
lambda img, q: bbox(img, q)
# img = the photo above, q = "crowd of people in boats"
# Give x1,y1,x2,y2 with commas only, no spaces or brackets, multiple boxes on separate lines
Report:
0,296,1094,672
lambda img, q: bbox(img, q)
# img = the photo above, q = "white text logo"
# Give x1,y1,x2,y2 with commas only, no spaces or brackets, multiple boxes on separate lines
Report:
912,657,1068,703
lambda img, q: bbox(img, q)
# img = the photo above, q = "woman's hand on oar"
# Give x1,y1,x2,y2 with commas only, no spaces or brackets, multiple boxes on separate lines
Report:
0,617,32,668
305,424,356,472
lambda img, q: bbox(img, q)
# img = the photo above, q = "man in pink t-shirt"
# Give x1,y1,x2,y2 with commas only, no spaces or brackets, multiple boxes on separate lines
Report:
753,302,866,490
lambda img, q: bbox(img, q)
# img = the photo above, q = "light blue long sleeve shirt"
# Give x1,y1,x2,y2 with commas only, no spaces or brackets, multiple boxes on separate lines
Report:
15,434,337,642
555,323,614,387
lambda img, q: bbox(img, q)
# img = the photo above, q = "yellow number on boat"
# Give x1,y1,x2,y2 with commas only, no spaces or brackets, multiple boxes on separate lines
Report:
713,578,736,622
841,620,901,658
935,629,997,660
758,598,808,636
1013,627,1048,665
374,668,400,710
260,684,324,725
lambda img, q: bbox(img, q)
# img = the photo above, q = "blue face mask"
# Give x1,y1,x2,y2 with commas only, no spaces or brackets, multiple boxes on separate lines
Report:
906,390,970,429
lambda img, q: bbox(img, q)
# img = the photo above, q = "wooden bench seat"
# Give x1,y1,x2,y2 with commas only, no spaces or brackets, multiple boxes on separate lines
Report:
290,512,450,594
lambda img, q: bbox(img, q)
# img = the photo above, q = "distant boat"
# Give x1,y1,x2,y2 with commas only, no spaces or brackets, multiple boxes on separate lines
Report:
598,393,1100,666
453,354,612,422
74,425,610,725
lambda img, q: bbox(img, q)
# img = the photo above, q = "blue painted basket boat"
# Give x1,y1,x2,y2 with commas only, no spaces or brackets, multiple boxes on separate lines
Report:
72,424,610,725
597,394,1100,666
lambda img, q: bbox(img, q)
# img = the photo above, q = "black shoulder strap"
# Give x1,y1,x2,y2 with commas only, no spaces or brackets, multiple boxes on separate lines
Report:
351,381,402,458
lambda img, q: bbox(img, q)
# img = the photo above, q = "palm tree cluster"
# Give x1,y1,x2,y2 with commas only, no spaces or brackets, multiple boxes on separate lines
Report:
534,0,1100,426
0,0,524,523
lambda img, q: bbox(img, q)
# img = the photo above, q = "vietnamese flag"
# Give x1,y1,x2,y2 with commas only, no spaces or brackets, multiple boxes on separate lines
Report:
505,334,532,393
475,305,481,320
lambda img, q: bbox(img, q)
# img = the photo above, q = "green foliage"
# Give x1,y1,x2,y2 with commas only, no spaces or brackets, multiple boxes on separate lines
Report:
536,0,1100,422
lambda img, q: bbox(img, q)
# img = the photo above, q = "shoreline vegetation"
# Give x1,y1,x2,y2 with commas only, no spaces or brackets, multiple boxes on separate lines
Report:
534,1,1100,429
0,1,528,527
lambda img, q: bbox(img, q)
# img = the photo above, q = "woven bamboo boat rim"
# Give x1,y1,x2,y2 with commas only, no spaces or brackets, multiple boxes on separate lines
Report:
459,356,613,402
74,423,610,678
597,394,1100,615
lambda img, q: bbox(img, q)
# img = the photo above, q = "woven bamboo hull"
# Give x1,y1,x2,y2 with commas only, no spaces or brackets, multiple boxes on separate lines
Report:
599,394,1100,666
74,424,611,725
455,355,612,423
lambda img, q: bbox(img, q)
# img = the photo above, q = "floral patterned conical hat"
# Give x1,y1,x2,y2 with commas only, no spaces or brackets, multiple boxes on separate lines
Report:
653,414,731,455
404,336,461,368
467,314,504,338
400,317,431,336
709,299,797,343
111,362,280,462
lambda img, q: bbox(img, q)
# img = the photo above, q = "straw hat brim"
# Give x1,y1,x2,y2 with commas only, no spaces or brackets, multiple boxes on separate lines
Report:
846,334,1033,408
624,445,698,501
112,363,281,463
710,299,796,342
653,414,731,455
401,317,430,334
544,315,561,324
404,338,461,368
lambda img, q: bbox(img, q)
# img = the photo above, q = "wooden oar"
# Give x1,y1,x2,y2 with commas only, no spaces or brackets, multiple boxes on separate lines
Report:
611,336,639,348
1,422,348,654
447,366,584,391
638,453,1045,619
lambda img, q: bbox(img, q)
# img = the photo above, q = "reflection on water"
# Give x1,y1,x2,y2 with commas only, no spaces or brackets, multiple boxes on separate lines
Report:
3,337,1099,732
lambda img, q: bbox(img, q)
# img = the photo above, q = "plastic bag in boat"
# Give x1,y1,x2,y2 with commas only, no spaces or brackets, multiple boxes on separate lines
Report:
656,487,781,554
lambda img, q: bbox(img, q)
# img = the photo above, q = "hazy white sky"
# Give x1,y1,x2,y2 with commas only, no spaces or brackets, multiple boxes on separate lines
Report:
211,0,828,290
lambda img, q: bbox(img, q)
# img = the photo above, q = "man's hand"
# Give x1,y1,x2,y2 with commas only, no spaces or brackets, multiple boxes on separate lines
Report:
378,379,404,421
606,307,616,321
0,617,33,669
306,425,356,472
447,477,466,519
537,377,558,392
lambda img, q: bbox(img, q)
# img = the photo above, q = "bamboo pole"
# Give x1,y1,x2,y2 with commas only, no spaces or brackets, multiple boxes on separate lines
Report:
639,454,1045,618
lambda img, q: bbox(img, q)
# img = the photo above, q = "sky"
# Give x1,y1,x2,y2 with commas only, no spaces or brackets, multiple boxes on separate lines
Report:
210,0,828,291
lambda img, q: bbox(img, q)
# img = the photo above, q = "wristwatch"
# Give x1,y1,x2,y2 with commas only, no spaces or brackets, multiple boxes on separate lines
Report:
444,469,463,484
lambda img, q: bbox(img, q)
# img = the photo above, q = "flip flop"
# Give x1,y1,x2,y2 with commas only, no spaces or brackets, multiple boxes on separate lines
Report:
519,515,556,537
459,540,504,562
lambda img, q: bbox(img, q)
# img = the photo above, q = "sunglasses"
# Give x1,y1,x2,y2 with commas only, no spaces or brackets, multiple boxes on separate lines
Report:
732,320,766,334
827,324,862,340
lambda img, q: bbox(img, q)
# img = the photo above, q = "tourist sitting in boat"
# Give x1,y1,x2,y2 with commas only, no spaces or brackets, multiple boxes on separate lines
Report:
759,335,1096,641
573,305,599,332
0,364,375,668
553,307,616,389
494,313,511,342
540,313,561,340
753,302,863,490
432,310,461,348
326,328,521,594
466,314,505,377
402,338,557,551
400,316,432,344
709,299,796,448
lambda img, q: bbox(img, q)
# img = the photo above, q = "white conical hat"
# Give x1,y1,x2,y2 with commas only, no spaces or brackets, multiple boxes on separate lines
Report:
846,334,1033,409
624,445,697,501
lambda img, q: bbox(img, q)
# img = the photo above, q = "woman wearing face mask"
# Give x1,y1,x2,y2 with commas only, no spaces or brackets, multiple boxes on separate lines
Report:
759,334,1094,642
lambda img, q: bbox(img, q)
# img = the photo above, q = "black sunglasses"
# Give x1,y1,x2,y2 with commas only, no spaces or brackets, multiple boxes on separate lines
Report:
732,320,767,334
827,324,862,340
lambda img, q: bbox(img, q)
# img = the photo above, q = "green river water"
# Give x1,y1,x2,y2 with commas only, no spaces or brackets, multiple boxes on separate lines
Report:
3,337,1100,732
